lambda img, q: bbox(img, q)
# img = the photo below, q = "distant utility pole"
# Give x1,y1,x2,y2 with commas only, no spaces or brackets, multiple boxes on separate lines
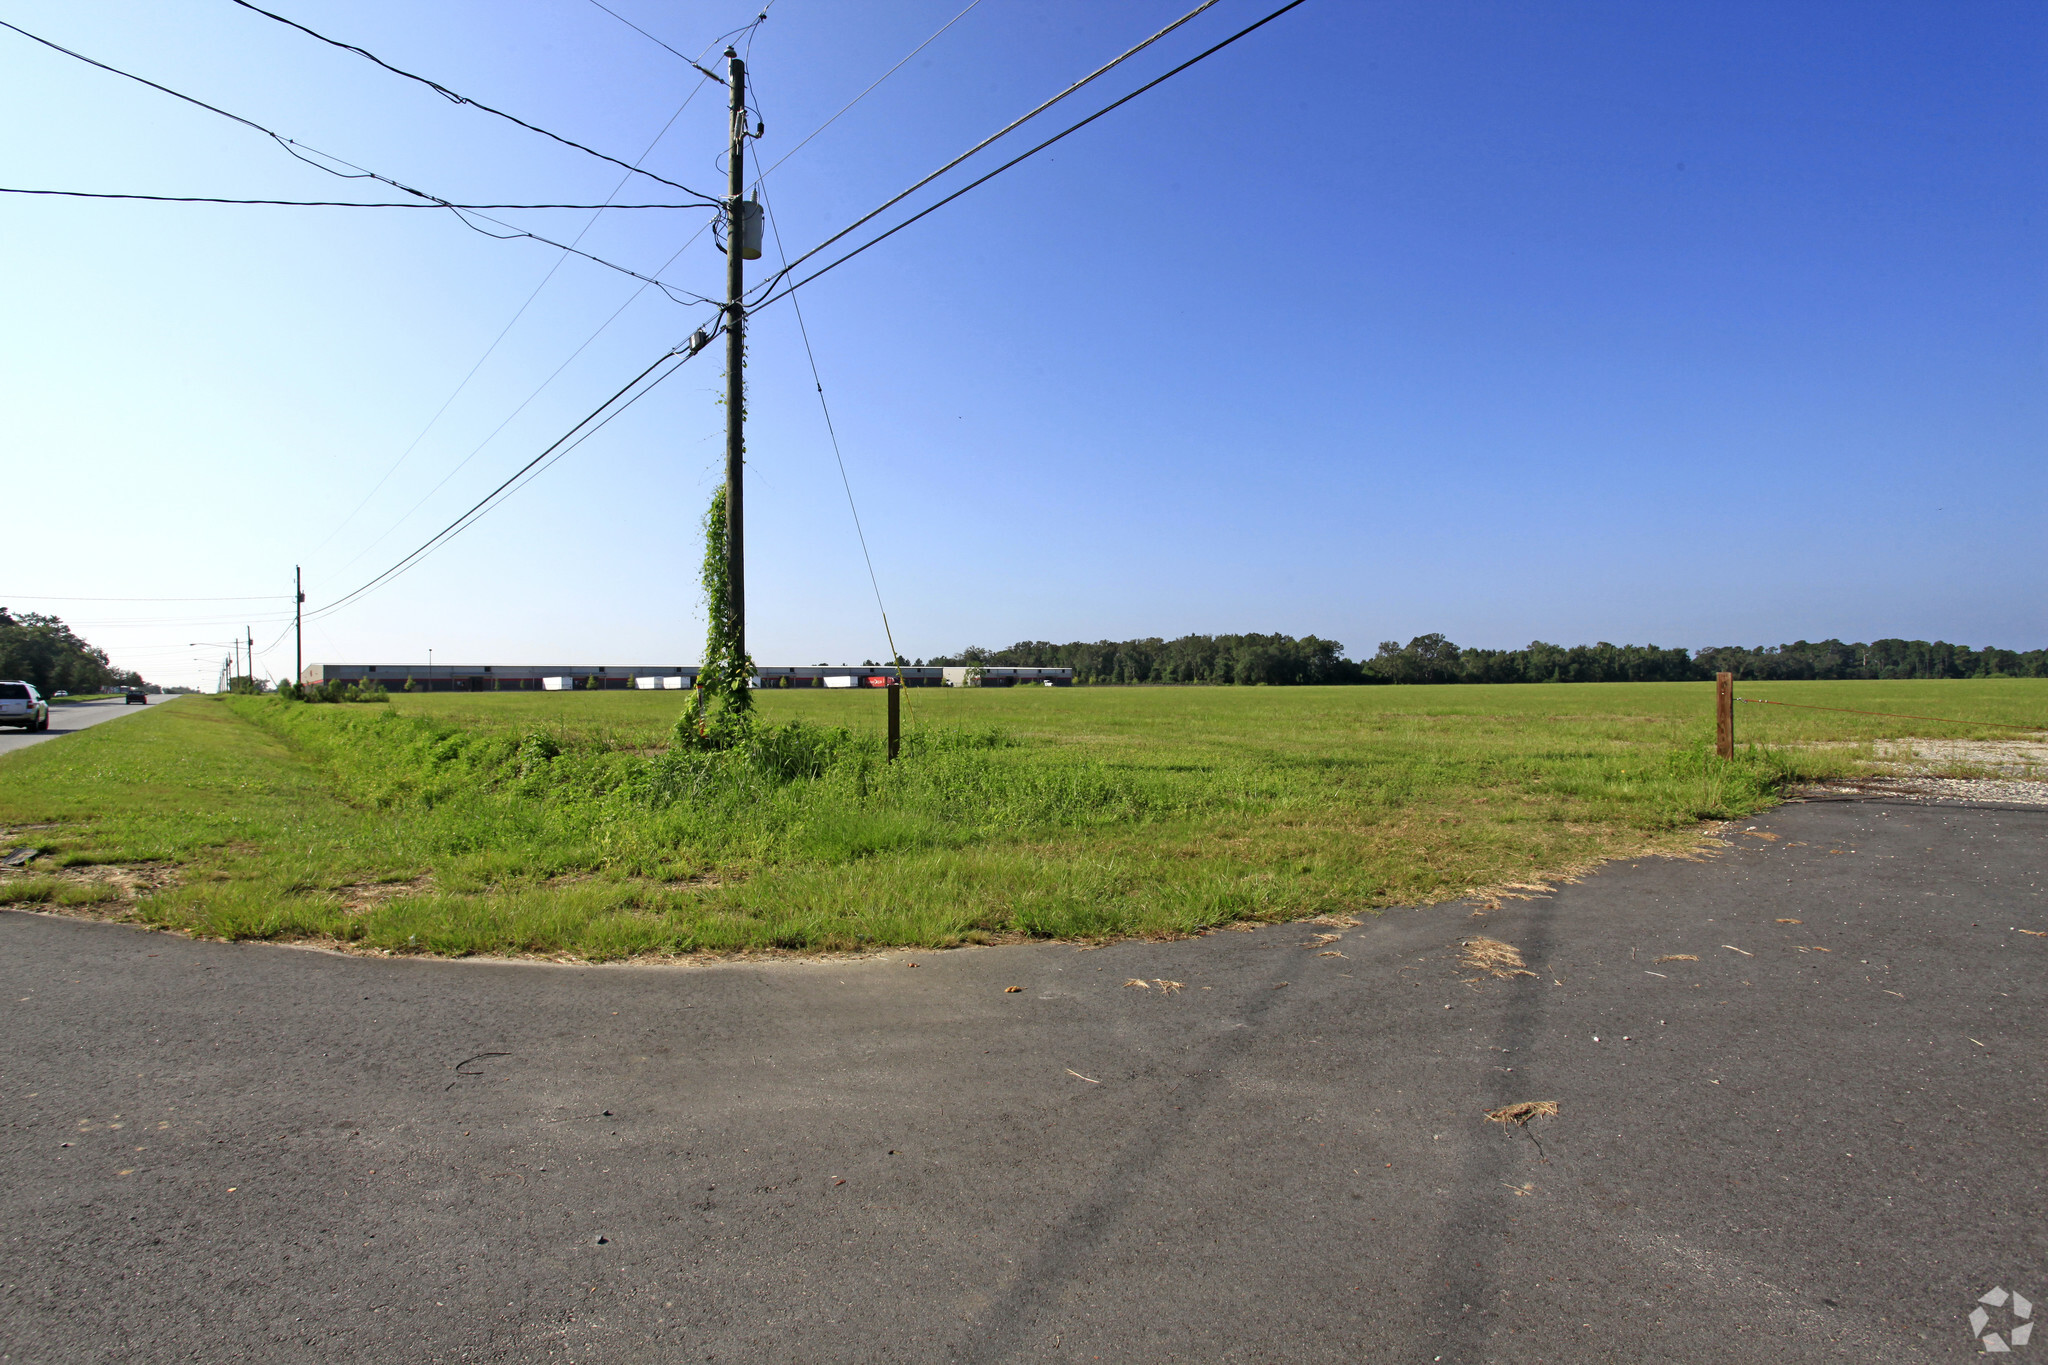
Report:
294,566,304,685
723,46,750,662
246,625,254,681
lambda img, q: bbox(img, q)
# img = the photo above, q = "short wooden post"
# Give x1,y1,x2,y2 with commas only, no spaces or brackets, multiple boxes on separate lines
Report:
886,682,901,762
1715,672,1734,758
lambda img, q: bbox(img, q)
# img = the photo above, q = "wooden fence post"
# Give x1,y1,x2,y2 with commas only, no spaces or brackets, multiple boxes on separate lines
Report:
886,682,901,762
1715,672,1734,758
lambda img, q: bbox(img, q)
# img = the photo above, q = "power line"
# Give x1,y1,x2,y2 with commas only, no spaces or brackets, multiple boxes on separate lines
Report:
1,188,703,208
756,0,1309,312
747,0,1223,302
754,0,985,185
324,221,718,579
584,0,700,69
587,0,773,80
308,0,758,579
312,85,719,562
0,594,290,602
226,0,720,205
305,333,716,624
0,19,717,305
758,184,903,669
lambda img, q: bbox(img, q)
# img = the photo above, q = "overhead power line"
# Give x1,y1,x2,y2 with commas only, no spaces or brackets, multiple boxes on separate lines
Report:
311,84,720,565
755,0,985,185
757,185,903,670
587,0,774,81
0,594,290,602
1,188,702,209
748,0,1222,301
0,19,717,305
585,0,697,65
226,0,720,205
756,0,1309,311
305,330,718,624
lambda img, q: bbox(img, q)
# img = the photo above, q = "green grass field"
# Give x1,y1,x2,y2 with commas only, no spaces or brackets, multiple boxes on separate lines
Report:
0,680,2039,958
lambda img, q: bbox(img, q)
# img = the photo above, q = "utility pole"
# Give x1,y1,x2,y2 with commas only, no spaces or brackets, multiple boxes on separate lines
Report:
294,566,304,686
246,625,254,683
723,46,749,663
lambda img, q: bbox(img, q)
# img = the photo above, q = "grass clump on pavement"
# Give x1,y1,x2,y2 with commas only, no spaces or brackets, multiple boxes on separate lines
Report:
0,680,2037,958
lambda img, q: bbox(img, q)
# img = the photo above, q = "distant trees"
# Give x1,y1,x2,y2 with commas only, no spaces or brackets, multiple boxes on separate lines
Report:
1692,638,2048,681
930,632,2048,686
932,634,1362,685
0,608,143,694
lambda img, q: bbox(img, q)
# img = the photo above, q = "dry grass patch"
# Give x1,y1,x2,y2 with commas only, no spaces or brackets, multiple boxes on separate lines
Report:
1458,936,1538,979
1485,1100,1560,1127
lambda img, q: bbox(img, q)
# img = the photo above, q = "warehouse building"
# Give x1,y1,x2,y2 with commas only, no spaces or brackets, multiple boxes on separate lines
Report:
299,664,1071,691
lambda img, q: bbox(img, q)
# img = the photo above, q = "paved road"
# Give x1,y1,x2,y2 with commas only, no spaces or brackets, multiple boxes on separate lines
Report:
2,796,2042,1363
0,696,165,758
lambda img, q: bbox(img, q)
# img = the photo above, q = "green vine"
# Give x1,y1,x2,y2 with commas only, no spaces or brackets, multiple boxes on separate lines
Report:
677,481,755,749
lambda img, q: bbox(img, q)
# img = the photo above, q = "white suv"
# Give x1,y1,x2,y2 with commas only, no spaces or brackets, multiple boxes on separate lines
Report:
0,681,50,731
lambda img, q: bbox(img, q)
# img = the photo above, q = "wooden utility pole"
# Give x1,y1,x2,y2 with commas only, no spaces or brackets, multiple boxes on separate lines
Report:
887,682,901,761
1715,672,1735,758
723,48,748,664
294,566,304,686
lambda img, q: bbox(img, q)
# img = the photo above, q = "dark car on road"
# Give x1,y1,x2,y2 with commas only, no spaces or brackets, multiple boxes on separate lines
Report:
0,681,49,731
124,690,148,706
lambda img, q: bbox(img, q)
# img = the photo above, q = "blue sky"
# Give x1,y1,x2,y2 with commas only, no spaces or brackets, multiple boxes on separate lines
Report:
2,0,2041,688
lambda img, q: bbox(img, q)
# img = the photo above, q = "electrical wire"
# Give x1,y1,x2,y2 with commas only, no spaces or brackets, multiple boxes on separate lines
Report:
304,333,716,624
757,183,903,673
746,0,1223,302
325,215,723,577
585,0,697,66
754,0,985,185
596,2,773,74
226,0,720,205
0,188,701,208
313,4,765,569
0,20,717,306
312,84,720,562
0,594,290,602
754,0,1309,312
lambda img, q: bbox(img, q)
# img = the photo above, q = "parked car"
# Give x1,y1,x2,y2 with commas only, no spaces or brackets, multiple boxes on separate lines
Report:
124,690,148,706
52,690,68,698
0,681,49,731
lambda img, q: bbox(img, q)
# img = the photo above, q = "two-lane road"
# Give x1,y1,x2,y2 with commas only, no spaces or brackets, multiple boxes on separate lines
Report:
0,694,166,757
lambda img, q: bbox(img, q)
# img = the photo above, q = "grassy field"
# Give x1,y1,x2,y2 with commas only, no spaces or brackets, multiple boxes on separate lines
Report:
0,679,2039,958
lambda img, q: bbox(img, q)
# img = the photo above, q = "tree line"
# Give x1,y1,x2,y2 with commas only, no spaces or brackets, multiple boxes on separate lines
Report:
930,633,2048,685
0,610,146,694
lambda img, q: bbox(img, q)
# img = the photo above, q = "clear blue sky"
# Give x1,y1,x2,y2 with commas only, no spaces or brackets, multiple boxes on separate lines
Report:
2,0,2041,688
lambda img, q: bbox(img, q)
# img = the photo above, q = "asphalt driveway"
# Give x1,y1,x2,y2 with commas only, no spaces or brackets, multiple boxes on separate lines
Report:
1,794,2041,1363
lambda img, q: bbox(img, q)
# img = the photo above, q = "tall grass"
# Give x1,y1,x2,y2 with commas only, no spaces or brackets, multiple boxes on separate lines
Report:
3,680,2035,958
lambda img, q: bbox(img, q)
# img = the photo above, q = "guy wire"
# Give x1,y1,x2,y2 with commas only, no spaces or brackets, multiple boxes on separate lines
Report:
759,184,907,693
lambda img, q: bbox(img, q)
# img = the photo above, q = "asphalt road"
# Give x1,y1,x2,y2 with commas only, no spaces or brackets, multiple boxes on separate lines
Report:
0,696,164,758
2,795,2042,1363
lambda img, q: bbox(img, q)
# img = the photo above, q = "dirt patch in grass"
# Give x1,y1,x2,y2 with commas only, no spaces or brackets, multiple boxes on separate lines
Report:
0,858,180,918
331,874,434,915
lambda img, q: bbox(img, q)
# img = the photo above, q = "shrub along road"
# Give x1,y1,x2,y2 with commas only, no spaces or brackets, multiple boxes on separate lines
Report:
2,793,2041,1362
